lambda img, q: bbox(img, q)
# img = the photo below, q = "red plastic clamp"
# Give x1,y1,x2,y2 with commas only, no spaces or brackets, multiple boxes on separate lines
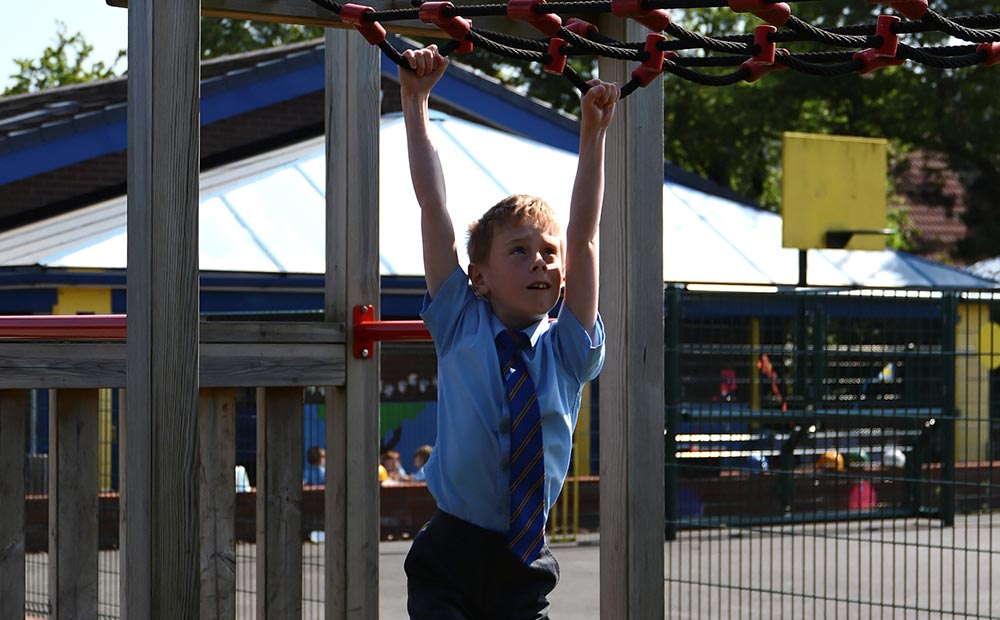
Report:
419,1,474,51
340,4,388,45
564,18,599,38
873,14,900,56
728,0,791,27
507,0,562,37
545,37,568,75
853,47,905,74
979,42,1000,66
631,33,668,87
868,0,928,21
741,26,788,82
611,0,670,32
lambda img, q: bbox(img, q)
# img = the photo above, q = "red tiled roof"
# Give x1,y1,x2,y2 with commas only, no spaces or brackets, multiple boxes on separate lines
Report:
893,151,968,265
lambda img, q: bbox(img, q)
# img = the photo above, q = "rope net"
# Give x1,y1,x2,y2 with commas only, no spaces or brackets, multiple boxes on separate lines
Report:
314,0,1000,97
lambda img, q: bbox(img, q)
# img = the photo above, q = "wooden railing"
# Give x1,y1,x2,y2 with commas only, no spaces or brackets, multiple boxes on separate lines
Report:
0,318,346,618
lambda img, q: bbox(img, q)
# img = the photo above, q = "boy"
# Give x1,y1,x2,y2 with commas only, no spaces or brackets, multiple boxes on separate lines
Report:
399,44,619,619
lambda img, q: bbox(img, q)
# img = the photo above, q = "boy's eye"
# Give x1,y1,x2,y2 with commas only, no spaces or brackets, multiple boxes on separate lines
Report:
510,246,526,255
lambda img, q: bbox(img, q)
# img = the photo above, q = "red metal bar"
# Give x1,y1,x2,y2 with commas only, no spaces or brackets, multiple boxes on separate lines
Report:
0,314,127,340
353,305,430,358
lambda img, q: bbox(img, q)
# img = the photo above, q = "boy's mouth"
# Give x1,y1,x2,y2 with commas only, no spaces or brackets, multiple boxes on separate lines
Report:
527,282,551,290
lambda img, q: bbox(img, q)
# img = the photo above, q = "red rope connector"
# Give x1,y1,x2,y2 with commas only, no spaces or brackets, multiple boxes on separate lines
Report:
564,18,599,38
631,34,669,87
507,0,562,37
544,37,568,75
419,2,474,53
611,0,670,32
340,4,387,45
868,0,928,21
979,42,1000,66
853,47,905,74
873,14,900,56
741,25,788,82
728,0,791,27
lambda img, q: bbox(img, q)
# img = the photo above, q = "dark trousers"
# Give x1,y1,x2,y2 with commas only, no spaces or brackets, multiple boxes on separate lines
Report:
404,510,560,620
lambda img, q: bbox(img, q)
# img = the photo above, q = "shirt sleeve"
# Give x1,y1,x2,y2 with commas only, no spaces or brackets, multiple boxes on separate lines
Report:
420,267,476,355
551,303,606,384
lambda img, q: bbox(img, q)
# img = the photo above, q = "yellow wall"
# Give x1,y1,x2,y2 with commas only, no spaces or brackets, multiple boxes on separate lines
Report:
52,287,115,490
955,302,993,462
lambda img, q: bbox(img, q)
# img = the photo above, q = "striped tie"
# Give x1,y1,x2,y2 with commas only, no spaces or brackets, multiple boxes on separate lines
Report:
496,329,546,564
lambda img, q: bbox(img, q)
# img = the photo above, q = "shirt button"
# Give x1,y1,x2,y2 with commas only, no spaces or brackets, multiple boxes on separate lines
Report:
499,417,511,433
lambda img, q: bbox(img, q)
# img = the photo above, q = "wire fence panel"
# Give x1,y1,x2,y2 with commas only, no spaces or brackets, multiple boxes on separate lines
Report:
665,286,1000,618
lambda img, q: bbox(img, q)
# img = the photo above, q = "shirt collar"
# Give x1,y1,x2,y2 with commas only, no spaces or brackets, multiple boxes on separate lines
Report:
490,314,549,349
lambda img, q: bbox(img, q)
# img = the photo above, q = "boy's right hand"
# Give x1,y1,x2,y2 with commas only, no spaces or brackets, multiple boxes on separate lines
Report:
399,45,449,99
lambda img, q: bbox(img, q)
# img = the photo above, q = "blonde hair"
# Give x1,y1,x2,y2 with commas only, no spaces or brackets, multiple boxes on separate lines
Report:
467,194,560,265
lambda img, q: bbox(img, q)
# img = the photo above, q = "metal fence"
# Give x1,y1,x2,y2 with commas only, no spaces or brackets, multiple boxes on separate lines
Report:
664,285,1000,617
17,286,1000,618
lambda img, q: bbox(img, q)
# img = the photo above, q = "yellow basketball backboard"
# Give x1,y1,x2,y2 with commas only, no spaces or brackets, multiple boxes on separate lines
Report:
782,132,888,250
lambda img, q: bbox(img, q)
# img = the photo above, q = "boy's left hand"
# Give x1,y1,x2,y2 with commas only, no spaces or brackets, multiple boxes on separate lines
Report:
580,79,620,131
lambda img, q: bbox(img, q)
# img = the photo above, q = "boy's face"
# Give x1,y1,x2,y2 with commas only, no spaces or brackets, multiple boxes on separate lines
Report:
469,220,564,329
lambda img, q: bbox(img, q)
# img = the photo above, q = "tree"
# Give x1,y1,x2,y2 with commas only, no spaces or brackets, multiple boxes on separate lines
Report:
4,22,125,95
200,17,322,59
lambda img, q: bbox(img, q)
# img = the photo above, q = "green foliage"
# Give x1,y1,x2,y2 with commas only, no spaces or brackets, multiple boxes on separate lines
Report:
200,17,323,59
4,22,125,95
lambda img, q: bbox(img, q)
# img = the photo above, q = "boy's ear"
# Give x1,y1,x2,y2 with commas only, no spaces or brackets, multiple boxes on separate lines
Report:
468,263,489,297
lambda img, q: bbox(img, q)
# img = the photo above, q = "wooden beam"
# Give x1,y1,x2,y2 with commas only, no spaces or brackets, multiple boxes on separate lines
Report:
123,0,202,617
105,0,547,37
325,28,381,620
0,340,346,389
256,386,305,618
597,16,666,620
49,389,100,620
199,388,238,620
0,390,28,620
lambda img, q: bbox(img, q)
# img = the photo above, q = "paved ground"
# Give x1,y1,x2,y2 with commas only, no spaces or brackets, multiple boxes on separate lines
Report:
24,514,1000,619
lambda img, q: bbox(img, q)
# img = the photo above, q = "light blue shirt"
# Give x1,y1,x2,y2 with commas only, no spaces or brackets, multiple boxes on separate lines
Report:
421,267,605,533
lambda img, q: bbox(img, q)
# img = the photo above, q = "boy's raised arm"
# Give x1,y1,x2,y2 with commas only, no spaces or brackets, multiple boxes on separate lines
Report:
399,45,460,298
562,80,620,334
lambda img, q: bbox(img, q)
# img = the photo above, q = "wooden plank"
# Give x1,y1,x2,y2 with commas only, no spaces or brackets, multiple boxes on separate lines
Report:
49,389,100,620
200,321,347,344
325,28,382,620
199,388,237,620
123,0,202,617
256,386,304,618
597,17,665,620
0,341,346,389
0,390,28,619
200,342,346,387
105,0,536,36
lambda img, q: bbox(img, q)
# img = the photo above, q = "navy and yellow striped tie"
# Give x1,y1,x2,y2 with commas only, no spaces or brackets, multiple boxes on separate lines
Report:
496,329,546,564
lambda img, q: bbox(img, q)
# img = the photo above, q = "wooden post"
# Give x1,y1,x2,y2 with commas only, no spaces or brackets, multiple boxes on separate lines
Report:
123,0,202,617
49,389,100,620
256,386,304,618
324,28,381,620
0,390,28,619
199,387,237,620
597,17,666,620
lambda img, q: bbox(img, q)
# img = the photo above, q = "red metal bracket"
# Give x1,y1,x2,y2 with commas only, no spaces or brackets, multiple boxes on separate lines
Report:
979,42,1000,66
545,38,568,75
507,0,563,37
564,18,599,38
611,0,670,32
353,305,431,359
873,14,900,56
869,0,928,21
631,34,670,87
419,2,474,53
741,25,788,82
728,0,791,27
339,4,388,45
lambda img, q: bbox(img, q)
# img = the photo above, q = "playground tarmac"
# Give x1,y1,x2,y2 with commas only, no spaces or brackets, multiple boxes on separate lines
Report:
24,514,1000,618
